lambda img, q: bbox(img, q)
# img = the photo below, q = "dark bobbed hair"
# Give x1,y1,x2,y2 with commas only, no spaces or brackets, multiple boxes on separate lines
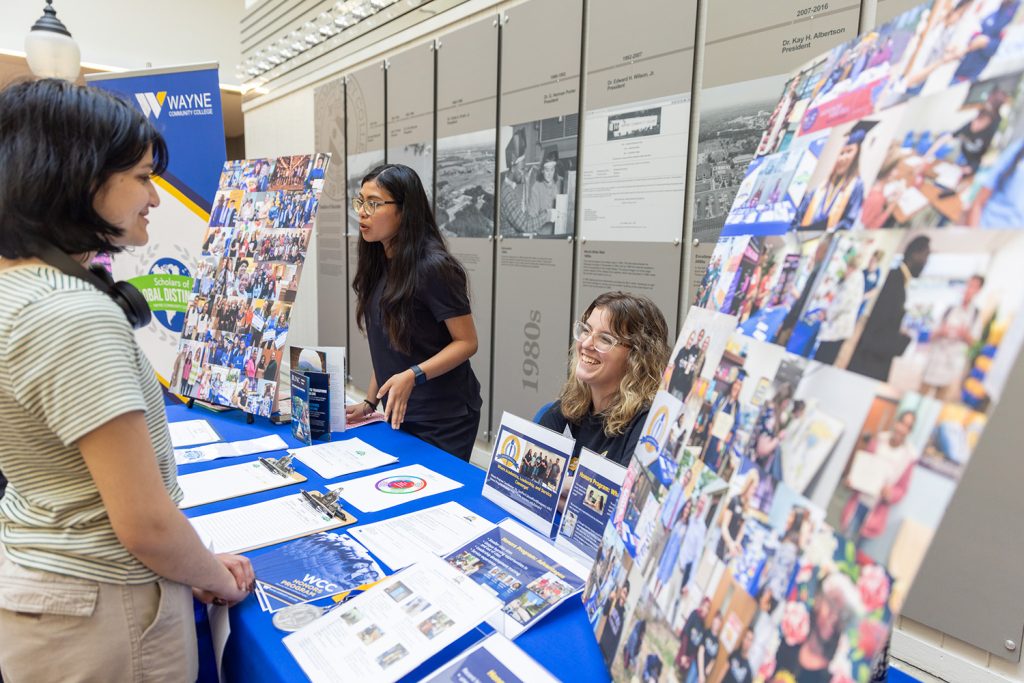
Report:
353,164,469,355
0,78,169,258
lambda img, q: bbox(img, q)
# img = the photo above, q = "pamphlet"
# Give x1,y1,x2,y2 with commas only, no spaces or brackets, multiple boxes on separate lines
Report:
290,370,312,445
327,464,462,513
283,555,502,683
250,532,385,612
167,419,221,448
173,434,289,465
421,633,558,683
555,448,627,564
305,371,331,441
290,438,398,480
290,345,347,433
348,502,497,570
482,412,574,537
444,519,588,639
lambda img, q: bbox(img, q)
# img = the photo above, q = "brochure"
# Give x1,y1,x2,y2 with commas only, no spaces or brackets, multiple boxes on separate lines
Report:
290,345,346,433
290,370,312,445
250,531,385,612
348,502,497,570
420,633,558,683
444,518,588,639
284,555,502,683
555,448,627,564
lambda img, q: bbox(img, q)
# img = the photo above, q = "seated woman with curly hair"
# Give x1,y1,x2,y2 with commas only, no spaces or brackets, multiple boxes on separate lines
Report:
539,291,671,467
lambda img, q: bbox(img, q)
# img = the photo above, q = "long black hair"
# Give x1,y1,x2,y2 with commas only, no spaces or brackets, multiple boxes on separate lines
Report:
353,164,469,355
0,78,168,259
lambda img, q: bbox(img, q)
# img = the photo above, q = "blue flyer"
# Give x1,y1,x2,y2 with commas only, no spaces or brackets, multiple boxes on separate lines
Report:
556,448,626,562
251,531,385,611
421,633,557,683
444,519,587,638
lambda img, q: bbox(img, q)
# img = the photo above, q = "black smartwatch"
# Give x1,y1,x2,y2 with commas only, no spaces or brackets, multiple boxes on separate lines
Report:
410,364,427,386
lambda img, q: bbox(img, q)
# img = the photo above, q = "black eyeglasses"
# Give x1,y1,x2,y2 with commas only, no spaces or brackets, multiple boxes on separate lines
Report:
352,197,401,216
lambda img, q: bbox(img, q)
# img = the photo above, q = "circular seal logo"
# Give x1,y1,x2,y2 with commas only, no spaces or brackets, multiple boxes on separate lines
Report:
127,257,192,332
639,405,671,454
375,476,428,494
496,433,521,469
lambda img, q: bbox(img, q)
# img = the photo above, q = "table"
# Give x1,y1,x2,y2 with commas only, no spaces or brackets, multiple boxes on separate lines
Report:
170,404,610,683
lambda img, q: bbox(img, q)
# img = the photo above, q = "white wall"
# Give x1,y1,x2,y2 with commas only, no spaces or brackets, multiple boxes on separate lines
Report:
244,88,318,348
0,0,244,84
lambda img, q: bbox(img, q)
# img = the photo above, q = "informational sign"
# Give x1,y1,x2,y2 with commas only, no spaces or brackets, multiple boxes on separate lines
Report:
492,0,582,431
436,17,499,239
386,42,435,202
174,154,330,416
555,448,627,563
578,0,697,244
313,78,347,348
497,0,582,239
87,64,226,384
345,63,385,390
482,412,574,537
588,3,1024,680
436,17,500,440
492,239,575,428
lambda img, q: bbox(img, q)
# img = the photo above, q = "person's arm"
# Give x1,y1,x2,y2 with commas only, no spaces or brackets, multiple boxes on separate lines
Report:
78,412,251,604
697,643,707,681
378,313,478,428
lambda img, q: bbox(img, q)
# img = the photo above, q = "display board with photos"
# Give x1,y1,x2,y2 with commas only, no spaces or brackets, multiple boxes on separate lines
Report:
589,2,1024,681
174,154,330,416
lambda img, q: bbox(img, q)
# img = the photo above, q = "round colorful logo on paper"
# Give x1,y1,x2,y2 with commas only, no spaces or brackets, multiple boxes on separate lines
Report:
128,258,193,332
375,475,427,494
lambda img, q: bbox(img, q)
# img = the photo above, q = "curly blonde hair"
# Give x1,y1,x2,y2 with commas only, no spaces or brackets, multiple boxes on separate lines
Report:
558,292,670,436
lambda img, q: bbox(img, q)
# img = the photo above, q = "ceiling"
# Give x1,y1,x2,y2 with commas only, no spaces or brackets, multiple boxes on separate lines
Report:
0,51,244,139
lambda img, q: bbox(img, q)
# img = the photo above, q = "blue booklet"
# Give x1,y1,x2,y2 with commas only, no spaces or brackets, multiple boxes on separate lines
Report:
251,532,386,612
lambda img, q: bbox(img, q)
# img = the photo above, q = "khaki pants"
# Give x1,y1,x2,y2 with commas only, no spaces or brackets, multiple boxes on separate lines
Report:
0,551,198,682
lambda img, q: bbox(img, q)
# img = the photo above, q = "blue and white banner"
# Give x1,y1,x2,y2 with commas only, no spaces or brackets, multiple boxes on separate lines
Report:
87,63,226,386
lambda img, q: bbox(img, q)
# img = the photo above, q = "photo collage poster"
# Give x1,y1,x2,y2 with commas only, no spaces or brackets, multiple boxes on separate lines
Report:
173,154,331,416
589,2,1024,682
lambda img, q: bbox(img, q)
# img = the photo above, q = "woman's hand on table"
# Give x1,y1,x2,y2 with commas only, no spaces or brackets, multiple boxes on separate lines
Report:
378,369,416,429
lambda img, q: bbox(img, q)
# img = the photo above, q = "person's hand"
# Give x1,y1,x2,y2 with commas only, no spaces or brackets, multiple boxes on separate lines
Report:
378,369,416,429
218,553,255,593
346,401,372,422
880,484,894,503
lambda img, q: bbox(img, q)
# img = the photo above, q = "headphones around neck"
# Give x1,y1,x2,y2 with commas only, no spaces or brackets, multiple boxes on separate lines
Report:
38,246,152,330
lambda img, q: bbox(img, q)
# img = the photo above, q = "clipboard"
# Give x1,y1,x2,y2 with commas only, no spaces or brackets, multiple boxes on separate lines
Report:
178,455,308,509
188,488,358,554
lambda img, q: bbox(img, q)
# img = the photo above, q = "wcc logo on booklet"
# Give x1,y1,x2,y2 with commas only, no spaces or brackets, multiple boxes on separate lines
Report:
135,89,215,119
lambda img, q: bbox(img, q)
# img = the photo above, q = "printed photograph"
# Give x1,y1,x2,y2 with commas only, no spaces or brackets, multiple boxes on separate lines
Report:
417,610,455,639
436,129,496,238
498,117,578,237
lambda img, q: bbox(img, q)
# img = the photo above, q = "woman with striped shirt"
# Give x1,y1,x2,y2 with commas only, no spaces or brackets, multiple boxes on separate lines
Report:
0,79,252,681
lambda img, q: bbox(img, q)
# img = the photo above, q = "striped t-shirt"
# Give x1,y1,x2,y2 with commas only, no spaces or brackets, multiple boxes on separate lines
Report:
0,264,182,584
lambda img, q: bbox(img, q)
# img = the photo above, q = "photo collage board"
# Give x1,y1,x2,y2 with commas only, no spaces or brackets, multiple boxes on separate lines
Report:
172,154,330,416
589,2,1024,682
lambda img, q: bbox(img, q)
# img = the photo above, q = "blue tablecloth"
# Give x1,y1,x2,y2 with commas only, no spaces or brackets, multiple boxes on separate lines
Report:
170,404,610,682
